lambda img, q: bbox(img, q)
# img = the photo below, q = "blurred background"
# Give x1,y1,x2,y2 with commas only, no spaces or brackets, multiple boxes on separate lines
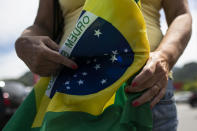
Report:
0,0,197,130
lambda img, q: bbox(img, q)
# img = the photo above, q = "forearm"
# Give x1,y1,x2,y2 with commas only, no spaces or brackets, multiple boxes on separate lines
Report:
21,24,53,38
156,13,192,70
21,0,54,38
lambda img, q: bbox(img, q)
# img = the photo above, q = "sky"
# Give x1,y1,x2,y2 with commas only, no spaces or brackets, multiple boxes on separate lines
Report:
0,0,197,79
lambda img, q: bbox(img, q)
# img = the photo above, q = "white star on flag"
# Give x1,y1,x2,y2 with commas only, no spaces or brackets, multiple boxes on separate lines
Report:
94,64,101,70
65,81,70,85
124,49,128,53
112,50,118,55
82,72,88,76
110,55,118,63
94,29,102,38
66,86,71,90
101,79,107,85
78,80,84,85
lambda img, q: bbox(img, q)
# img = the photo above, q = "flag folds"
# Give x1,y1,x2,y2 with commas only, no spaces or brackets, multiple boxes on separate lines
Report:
4,0,152,130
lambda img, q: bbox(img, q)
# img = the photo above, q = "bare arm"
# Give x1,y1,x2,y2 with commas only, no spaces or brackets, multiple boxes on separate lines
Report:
126,0,192,108
158,0,192,70
15,0,78,76
22,0,54,37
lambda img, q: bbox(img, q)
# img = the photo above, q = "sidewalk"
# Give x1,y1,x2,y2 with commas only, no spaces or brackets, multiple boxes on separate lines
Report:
177,103,197,131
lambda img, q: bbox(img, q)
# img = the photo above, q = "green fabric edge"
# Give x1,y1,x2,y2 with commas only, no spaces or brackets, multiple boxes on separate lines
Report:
31,104,152,131
114,79,153,128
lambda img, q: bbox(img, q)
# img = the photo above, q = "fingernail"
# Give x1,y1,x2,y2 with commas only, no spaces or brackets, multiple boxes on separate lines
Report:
132,82,137,88
72,65,78,70
132,101,139,107
125,88,129,93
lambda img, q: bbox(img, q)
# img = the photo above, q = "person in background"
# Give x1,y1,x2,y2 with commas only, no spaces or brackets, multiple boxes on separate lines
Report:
15,0,192,130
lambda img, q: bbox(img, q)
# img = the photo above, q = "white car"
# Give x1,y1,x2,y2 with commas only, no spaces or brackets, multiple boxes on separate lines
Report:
175,91,193,103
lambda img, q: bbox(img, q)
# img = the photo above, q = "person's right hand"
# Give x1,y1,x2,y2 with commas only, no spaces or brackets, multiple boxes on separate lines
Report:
15,36,78,76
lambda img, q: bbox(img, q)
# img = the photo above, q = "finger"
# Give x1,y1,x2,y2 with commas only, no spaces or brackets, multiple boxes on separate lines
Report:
126,58,157,92
32,59,62,76
130,58,157,88
150,87,166,109
136,62,168,91
127,71,165,93
132,84,161,107
150,77,168,108
43,37,60,51
40,59,62,71
43,47,78,70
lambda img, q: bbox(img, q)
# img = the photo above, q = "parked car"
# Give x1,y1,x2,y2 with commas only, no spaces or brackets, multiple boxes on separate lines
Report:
0,81,32,129
174,91,193,103
189,91,197,108
0,87,5,123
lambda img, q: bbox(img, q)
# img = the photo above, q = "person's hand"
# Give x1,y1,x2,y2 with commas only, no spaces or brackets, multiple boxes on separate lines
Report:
15,36,78,76
125,51,170,108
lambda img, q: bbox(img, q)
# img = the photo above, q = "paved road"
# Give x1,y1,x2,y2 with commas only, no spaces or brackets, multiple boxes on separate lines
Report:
177,103,197,131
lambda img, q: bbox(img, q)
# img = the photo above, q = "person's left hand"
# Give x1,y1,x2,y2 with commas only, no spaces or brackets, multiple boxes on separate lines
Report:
125,51,170,109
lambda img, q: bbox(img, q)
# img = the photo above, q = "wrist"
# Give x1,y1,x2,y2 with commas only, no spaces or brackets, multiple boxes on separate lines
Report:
160,50,176,70
152,51,171,72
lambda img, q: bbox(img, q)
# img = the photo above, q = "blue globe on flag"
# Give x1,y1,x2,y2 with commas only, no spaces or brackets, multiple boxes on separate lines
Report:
47,11,135,97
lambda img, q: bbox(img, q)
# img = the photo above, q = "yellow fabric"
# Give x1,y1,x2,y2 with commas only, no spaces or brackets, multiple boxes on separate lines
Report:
59,0,163,51
34,77,50,111
141,0,163,51
32,95,50,127
32,78,51,127
58,0,85,47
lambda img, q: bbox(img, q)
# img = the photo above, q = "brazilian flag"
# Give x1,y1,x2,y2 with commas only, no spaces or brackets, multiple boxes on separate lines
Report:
3,0,152,130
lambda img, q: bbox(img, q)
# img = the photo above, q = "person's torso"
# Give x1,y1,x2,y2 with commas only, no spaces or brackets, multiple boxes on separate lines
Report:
58,0,163,51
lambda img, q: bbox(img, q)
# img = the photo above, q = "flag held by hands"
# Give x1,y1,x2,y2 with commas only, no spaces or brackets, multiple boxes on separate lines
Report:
3,0,152,131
